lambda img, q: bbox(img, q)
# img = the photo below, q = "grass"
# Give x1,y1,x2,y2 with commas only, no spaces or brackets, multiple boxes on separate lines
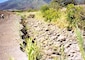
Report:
52,10,68,28
9,56,14,60
35,11,44,20
16,11,37,19
60,45,66,60
25,38,41,60
75,24,85,60
40,7,69,28
16,10,41,60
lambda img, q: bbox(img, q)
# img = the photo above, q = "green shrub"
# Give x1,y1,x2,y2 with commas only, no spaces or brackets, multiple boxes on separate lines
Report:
40,5,49,12
42,8,60,22
50,0,62,10
27,9,37,12
66,4,83,27
25,38,41,60
67,4,76,26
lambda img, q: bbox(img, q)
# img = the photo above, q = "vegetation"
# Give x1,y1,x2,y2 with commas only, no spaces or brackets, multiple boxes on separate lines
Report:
75,25,85,60
66,4,85,60
15,1,85,60
25,38,41,60
40,0,63,22
9,56,14,60
49,0,63,10
40,5,49,12
41,8,60,22
66,4,83,27
40,3,85,60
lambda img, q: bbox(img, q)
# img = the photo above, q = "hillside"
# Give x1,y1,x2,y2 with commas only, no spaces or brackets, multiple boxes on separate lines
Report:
0,0,85,10
0,0,51,10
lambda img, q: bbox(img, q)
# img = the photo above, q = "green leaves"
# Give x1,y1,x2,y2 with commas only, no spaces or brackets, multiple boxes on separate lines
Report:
40,5,49,12
66,4,83,27
41,8,60,22
75,25,85,60
25,38,40,60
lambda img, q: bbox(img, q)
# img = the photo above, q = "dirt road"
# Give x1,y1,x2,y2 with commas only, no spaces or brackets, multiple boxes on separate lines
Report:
0,11,27,60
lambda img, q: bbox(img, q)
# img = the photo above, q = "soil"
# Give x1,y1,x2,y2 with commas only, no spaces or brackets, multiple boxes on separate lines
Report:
0,11,27,60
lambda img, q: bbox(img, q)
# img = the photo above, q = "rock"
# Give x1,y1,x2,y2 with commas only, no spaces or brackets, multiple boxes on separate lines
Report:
0,14,4,19
83,31,85,36
57,35,66,42
26,18,83,60
23,41,27,47
28,14,35,18
64,43,72,48
44,50,52,55
20,28,27,35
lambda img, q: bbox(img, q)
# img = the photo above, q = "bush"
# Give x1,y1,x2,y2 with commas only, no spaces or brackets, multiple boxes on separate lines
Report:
50,0,62,10
40,5,49,12
66,4,83,27
27,9,37,12
42,8,60,22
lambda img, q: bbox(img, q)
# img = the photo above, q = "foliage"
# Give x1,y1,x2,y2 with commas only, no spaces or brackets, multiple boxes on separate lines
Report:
25,38,41,60
41,8,60,22
66,4,83,27
27,9,37,12
75,25,85,60
50,0,63,10
21,15,27,20
40,5,49,12
66,4,85,60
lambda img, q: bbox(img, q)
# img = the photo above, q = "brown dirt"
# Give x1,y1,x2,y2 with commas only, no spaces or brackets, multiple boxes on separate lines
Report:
0,11,27,60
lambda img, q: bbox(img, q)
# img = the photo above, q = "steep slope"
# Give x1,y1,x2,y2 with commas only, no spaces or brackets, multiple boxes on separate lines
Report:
0,0,51,10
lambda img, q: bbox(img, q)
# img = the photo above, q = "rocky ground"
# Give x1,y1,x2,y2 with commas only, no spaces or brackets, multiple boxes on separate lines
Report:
0,11,85,60
25,18,84,60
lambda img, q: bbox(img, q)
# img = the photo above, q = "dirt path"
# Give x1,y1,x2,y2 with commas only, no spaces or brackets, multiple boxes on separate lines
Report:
0,12,27,60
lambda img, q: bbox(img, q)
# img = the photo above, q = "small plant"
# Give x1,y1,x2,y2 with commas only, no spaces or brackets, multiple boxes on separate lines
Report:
9,56,14,60
75,25,85,60
21,15,27,20
25,38,41,60
60,45,66,60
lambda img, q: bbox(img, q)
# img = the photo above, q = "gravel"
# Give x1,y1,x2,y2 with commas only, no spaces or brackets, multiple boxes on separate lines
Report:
26,18,83,60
